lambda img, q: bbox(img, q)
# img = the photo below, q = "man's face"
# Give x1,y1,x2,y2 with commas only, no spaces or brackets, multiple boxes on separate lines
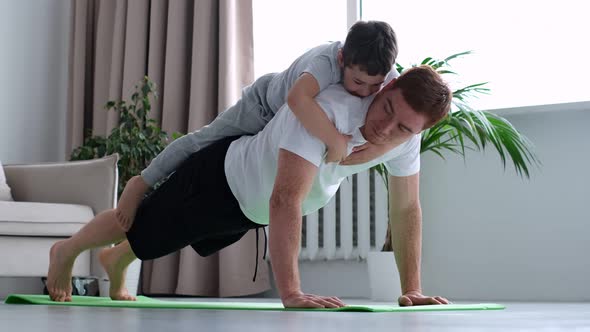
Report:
341,65,385,98
362,84,428,146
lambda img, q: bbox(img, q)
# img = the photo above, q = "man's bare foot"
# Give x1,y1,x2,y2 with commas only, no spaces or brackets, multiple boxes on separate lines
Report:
99,246,136,301
47,241,75,302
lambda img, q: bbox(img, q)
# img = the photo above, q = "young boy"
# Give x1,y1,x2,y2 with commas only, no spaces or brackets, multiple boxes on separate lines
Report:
116,21,398,232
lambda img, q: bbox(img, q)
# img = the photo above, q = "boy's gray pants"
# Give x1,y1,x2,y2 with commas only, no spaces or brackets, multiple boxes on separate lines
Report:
141,74,276,187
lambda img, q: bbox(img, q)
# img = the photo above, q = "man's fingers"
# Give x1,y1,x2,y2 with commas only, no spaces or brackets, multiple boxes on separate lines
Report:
398,295,413,306
325,152,347,163
352,144,368,152
284,294,347,309
320,296,345,308
304,295,344,308
398,293,451,307
413,296,443,305
428,297,443,305
325,155,338,163
299,297,325,308
339,153,361,165
303,295,334,308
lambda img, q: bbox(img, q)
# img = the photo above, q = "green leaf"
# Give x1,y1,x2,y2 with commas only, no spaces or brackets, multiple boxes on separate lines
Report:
70,76,164,196
172,132,183,140
105,101,116,110
415,51,540,179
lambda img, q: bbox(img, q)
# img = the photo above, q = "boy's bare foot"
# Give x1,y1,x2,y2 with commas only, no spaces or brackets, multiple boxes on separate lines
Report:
99,246,136,301
47,241,75,302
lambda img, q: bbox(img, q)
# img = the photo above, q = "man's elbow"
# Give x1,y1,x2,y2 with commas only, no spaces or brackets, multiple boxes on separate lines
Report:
391,199,421,216
286,89,301,110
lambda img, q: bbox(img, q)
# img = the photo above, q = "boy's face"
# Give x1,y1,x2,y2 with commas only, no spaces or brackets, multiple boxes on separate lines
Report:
361,82,427,146
341,65,385,98
337,49,385,97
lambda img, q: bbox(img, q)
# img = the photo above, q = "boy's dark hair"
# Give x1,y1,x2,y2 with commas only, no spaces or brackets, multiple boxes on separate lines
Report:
342,21,398,76
393,65,452,128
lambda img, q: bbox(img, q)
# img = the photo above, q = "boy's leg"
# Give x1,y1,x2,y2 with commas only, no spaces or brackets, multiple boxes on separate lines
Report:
140,74,276,187
47,209,126,302
194,72,276,141
99,240,137,300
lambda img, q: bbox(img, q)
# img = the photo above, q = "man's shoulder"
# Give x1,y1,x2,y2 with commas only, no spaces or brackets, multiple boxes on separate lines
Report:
314,85,365,124
384,133,422,160
316,84,362,106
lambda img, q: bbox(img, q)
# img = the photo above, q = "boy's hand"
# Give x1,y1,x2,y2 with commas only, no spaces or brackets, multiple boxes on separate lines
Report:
339,141,393,166
116,175,150,232
325,133,352,163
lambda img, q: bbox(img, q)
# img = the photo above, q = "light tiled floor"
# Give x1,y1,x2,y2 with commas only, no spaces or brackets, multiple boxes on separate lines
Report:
1,297,589,332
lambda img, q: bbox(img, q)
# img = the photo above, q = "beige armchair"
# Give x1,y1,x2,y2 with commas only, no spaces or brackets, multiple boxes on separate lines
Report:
0,154,118,281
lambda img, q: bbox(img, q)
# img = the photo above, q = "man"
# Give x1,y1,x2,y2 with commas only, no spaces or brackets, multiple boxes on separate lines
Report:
47,65,452,308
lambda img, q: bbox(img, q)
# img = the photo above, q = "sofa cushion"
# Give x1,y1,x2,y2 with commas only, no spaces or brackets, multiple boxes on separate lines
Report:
0,201,94,236
0,160,14,201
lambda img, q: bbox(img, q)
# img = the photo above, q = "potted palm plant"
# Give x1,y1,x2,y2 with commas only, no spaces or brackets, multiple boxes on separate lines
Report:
367,51,541,301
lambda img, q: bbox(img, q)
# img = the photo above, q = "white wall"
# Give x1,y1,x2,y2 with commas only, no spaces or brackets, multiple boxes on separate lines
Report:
0,0,70,164
419,105,590,301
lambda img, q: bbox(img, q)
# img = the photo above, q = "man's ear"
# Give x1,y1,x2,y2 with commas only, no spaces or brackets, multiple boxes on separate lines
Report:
337,49,344,68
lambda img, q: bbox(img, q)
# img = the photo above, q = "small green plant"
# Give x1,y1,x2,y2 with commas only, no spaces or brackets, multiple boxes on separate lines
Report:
377,51,541,251
70,76,181,196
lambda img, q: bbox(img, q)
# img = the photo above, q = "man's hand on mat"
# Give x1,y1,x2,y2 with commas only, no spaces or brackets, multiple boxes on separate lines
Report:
398,290,451,306
282,291,346,309
116,175,150,231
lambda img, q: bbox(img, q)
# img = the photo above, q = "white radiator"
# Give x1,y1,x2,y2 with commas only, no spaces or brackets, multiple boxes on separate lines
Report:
299,169,389,261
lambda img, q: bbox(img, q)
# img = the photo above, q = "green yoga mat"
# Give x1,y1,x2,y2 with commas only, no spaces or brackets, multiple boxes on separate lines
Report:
5,294,505,312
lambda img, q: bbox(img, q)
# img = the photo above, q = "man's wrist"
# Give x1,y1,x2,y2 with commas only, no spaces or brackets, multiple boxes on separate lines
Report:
280,289,303,301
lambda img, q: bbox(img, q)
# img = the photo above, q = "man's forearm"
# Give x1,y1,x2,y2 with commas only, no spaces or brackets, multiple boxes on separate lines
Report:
269,198,303,300
391,204,423,294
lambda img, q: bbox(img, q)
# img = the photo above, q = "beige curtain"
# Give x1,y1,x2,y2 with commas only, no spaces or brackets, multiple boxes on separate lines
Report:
66,0,270,297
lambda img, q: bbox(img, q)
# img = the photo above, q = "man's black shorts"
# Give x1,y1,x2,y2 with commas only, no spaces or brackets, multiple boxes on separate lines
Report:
126,136,263,260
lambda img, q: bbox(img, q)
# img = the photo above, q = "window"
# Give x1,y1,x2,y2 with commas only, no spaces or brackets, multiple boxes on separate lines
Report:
361,0,590,110
253,0,589,110
252,0,346,79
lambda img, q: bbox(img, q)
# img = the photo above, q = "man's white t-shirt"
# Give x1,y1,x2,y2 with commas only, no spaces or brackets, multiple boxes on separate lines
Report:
224,85,421,225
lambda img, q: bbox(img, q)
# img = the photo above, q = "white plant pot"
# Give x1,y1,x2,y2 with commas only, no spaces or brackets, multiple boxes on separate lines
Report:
98,278,110,298
98,259,141,297
366,251,401,302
